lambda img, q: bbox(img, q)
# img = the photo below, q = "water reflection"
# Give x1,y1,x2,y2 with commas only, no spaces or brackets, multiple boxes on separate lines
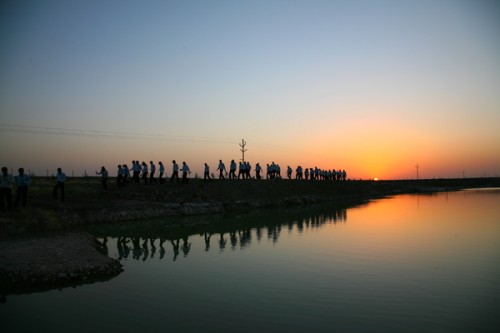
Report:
91,203,352,262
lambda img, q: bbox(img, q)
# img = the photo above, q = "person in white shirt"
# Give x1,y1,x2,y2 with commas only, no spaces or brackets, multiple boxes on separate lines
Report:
141,162,149,185
296,166,303,180
181,161,191,183
1,166,15,211
53,167,66,201
217,160,226,179
170,160,179,182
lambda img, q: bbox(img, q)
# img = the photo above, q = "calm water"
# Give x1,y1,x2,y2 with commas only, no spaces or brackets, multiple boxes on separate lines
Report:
3,189,500,332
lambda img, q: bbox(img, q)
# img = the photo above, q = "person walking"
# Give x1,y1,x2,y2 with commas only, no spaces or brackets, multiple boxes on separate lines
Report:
255,163,262,179
217,160,226,179
229,160,237,179
141,161,149,185
158,161,165,184
181,161,191,183
170,160,179,182
0,166,14,211
96,166,108,191
149,161,157,184
53,167,66,201
287,166,292,179
14,168,31,207
204,163,211,181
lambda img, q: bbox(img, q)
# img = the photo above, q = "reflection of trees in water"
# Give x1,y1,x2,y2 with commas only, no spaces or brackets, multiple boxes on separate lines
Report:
97,207,347,262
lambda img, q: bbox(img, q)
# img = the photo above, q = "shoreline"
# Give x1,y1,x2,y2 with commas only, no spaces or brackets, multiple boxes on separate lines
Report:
2,177,499,232
1,177,499,295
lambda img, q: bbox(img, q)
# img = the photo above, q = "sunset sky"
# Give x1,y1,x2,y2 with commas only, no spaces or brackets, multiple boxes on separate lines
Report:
1,0,499,179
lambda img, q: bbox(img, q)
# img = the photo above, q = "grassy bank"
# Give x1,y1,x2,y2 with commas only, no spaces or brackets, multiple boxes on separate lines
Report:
2,176,499,234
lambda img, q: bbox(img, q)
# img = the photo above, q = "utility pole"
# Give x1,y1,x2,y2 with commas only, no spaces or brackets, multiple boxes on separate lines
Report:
415,163,419,180
239,139,247,162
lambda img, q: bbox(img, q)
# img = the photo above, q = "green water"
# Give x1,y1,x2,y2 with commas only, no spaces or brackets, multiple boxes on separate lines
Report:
2,189,500,332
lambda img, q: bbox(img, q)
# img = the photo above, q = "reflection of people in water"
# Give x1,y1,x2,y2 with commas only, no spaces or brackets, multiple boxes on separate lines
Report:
142,239,149,261
171,239,180,261
230,231,238,249
181,236,191,257
105,208,348,262
149,238,156,259
117,237,131,260
97,237,108,255
204,232,212,252
218,233,227,253
132,237,141,260
239,229,252,249
159,238,166,259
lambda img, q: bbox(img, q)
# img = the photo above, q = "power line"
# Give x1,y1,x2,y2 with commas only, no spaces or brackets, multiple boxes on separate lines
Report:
0,123,238,144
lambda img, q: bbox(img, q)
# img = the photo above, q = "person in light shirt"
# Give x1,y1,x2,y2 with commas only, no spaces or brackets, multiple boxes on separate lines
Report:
181,161,191,184
217,160,226,179
170,160,179,182
229,160,237,179
0,166,15,211
141,162,149,185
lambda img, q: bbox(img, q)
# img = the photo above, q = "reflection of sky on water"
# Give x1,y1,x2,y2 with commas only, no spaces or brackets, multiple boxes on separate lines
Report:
4,190,500,333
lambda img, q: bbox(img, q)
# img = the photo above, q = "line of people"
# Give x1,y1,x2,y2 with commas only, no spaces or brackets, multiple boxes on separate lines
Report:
1,165,67,210
0,166,31,211
95,159,347,191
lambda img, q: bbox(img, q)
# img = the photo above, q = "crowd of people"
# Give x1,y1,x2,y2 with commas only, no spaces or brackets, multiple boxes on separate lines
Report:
98,159,347,189
0,160,347,210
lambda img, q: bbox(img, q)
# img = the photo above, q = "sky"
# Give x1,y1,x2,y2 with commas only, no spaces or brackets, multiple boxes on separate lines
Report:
1,0,499,179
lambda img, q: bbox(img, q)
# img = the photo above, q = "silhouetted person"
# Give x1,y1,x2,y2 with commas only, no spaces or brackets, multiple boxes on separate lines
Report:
229,160,237,179
96,166,108,191
181,161,190,183
204,163,211,180
255,163,262,179
132,161,140,183
53,167,66,201
158,161,165,184
116,165,124,187
14,168,30,208
149,161,157,184
170,160,179,182
141,161,149,185
296,166,303,180
287,166,292,179
245,162,252,179
217,160,226,179
122,164,130,184
0,167,14,211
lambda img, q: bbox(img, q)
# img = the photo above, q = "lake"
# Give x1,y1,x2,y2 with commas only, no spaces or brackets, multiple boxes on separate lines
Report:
2,189,500,332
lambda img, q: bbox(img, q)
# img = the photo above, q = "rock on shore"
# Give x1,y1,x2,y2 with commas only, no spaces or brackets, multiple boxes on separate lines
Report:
0,231,122,294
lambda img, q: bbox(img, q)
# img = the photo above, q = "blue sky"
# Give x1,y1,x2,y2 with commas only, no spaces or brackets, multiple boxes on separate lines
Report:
1,0,499,178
